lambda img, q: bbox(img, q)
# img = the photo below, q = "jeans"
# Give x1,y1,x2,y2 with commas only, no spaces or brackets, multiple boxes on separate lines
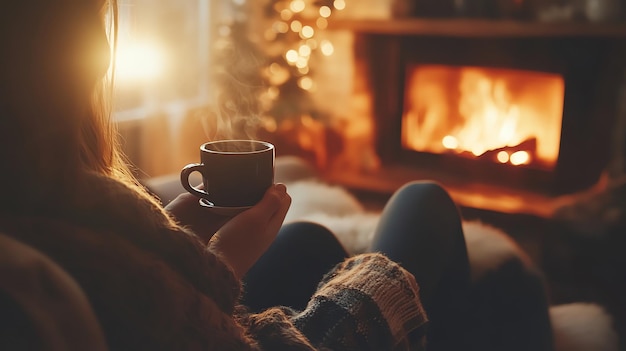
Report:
241,181,471,350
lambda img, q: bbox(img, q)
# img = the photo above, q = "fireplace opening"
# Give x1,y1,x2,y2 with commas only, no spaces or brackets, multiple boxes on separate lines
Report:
355,33,625,197
401,65,565,172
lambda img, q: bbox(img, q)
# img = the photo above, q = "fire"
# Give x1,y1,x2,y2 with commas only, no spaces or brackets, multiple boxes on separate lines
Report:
401,65,564,170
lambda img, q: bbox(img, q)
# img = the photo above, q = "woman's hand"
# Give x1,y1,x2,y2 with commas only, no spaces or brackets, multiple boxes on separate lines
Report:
209,184,291,280
165,192,233,243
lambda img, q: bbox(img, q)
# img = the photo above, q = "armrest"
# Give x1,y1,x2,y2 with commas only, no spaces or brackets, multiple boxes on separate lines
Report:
0,234,108,351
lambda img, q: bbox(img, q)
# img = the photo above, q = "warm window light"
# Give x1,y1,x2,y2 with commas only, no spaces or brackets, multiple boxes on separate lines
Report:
114,41,166,82
108,0,212,119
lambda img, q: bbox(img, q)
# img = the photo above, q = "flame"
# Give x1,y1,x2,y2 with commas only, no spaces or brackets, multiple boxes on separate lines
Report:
402,65,564,169
454,71,522,156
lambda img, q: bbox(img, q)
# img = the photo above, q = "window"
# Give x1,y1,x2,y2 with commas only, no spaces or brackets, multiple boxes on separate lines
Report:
112,0,213,120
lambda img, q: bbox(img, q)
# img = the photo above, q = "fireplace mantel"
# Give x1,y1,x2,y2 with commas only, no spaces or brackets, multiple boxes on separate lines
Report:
328,18,626,38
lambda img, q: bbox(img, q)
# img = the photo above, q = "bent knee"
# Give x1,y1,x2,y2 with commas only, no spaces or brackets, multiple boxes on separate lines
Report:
399,181,451,201
279,221,337,243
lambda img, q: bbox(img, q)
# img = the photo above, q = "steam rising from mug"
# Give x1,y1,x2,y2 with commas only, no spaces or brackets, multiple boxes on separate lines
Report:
199,105,263,143
202,32,266,143
183,34,274,205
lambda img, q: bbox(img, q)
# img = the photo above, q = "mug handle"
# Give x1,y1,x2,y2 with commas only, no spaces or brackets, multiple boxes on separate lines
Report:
180,163,209,199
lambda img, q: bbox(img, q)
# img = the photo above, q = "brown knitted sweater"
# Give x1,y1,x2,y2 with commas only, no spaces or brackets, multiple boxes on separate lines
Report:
0,173,428,350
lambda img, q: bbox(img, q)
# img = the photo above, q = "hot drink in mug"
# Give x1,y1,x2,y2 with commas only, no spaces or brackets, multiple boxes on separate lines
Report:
180,140,275,209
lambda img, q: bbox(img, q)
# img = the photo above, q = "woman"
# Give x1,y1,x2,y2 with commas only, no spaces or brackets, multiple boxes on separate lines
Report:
0,0,479,350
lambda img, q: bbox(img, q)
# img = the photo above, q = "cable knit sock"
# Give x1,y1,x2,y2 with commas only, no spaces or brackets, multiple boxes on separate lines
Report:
292,253,429,351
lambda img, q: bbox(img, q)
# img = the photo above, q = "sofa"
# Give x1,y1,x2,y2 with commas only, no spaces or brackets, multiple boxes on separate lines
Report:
0,157,617,350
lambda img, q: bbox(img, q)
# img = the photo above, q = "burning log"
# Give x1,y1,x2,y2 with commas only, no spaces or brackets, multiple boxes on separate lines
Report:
480,137,538,166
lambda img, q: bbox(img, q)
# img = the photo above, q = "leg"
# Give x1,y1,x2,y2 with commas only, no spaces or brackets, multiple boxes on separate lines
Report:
241,221,349,313
369,181,472,350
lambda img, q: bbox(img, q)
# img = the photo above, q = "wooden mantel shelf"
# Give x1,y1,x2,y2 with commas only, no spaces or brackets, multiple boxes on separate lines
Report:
327,18,626,38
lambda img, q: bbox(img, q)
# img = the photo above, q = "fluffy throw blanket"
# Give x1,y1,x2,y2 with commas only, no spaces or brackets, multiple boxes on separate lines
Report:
284,179,619,351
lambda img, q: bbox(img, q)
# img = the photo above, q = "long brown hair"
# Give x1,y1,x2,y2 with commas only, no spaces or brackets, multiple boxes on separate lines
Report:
81,0,161,204
0,0,150,206
84,0,140,184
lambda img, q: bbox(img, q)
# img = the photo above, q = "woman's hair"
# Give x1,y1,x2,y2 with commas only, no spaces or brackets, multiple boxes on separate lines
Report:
84,0,142,186
0,0,150,204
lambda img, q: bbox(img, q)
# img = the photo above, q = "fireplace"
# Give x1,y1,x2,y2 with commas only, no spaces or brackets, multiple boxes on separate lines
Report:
356,26,626,196
401,64,564,171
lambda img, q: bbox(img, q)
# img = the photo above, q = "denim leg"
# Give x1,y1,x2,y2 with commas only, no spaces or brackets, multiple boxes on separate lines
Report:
241,221,349,313
369,181,472,350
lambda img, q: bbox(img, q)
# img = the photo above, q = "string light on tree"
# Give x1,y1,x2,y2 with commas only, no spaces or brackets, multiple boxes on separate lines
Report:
216,0,344,132
259,0,344,123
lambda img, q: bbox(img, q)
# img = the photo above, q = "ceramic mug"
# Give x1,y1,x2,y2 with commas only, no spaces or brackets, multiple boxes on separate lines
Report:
180,140,275,208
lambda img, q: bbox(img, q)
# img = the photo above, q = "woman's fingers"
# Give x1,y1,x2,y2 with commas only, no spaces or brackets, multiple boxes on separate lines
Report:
244,183,289,219
165,192,231,242
208,184,292,279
